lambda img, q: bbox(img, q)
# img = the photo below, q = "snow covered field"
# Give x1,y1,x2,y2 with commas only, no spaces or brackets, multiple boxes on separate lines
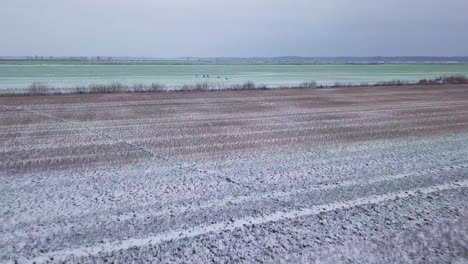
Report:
1,85,468,263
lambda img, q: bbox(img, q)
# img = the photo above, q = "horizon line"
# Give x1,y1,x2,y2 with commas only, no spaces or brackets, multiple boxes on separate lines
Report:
2,56,468,59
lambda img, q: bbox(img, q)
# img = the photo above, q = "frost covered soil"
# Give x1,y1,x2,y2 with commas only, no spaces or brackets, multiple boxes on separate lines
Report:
1,85,468,263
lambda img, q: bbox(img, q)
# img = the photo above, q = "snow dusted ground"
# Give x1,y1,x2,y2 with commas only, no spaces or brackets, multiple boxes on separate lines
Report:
1,85,468,263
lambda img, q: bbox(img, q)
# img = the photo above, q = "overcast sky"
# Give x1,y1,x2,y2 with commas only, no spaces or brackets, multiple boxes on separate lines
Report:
1,0,468,57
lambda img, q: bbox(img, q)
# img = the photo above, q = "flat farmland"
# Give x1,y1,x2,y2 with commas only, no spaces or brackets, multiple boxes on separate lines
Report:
1,85,468,263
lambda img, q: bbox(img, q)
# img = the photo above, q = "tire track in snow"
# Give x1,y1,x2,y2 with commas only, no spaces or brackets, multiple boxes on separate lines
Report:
112,162,468,223
28,179,468,263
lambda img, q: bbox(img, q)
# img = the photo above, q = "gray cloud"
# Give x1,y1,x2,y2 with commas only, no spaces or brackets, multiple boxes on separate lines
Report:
1,0,467,57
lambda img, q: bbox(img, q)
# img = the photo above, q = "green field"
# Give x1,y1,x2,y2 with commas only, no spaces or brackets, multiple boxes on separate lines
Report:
1,61,467,90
